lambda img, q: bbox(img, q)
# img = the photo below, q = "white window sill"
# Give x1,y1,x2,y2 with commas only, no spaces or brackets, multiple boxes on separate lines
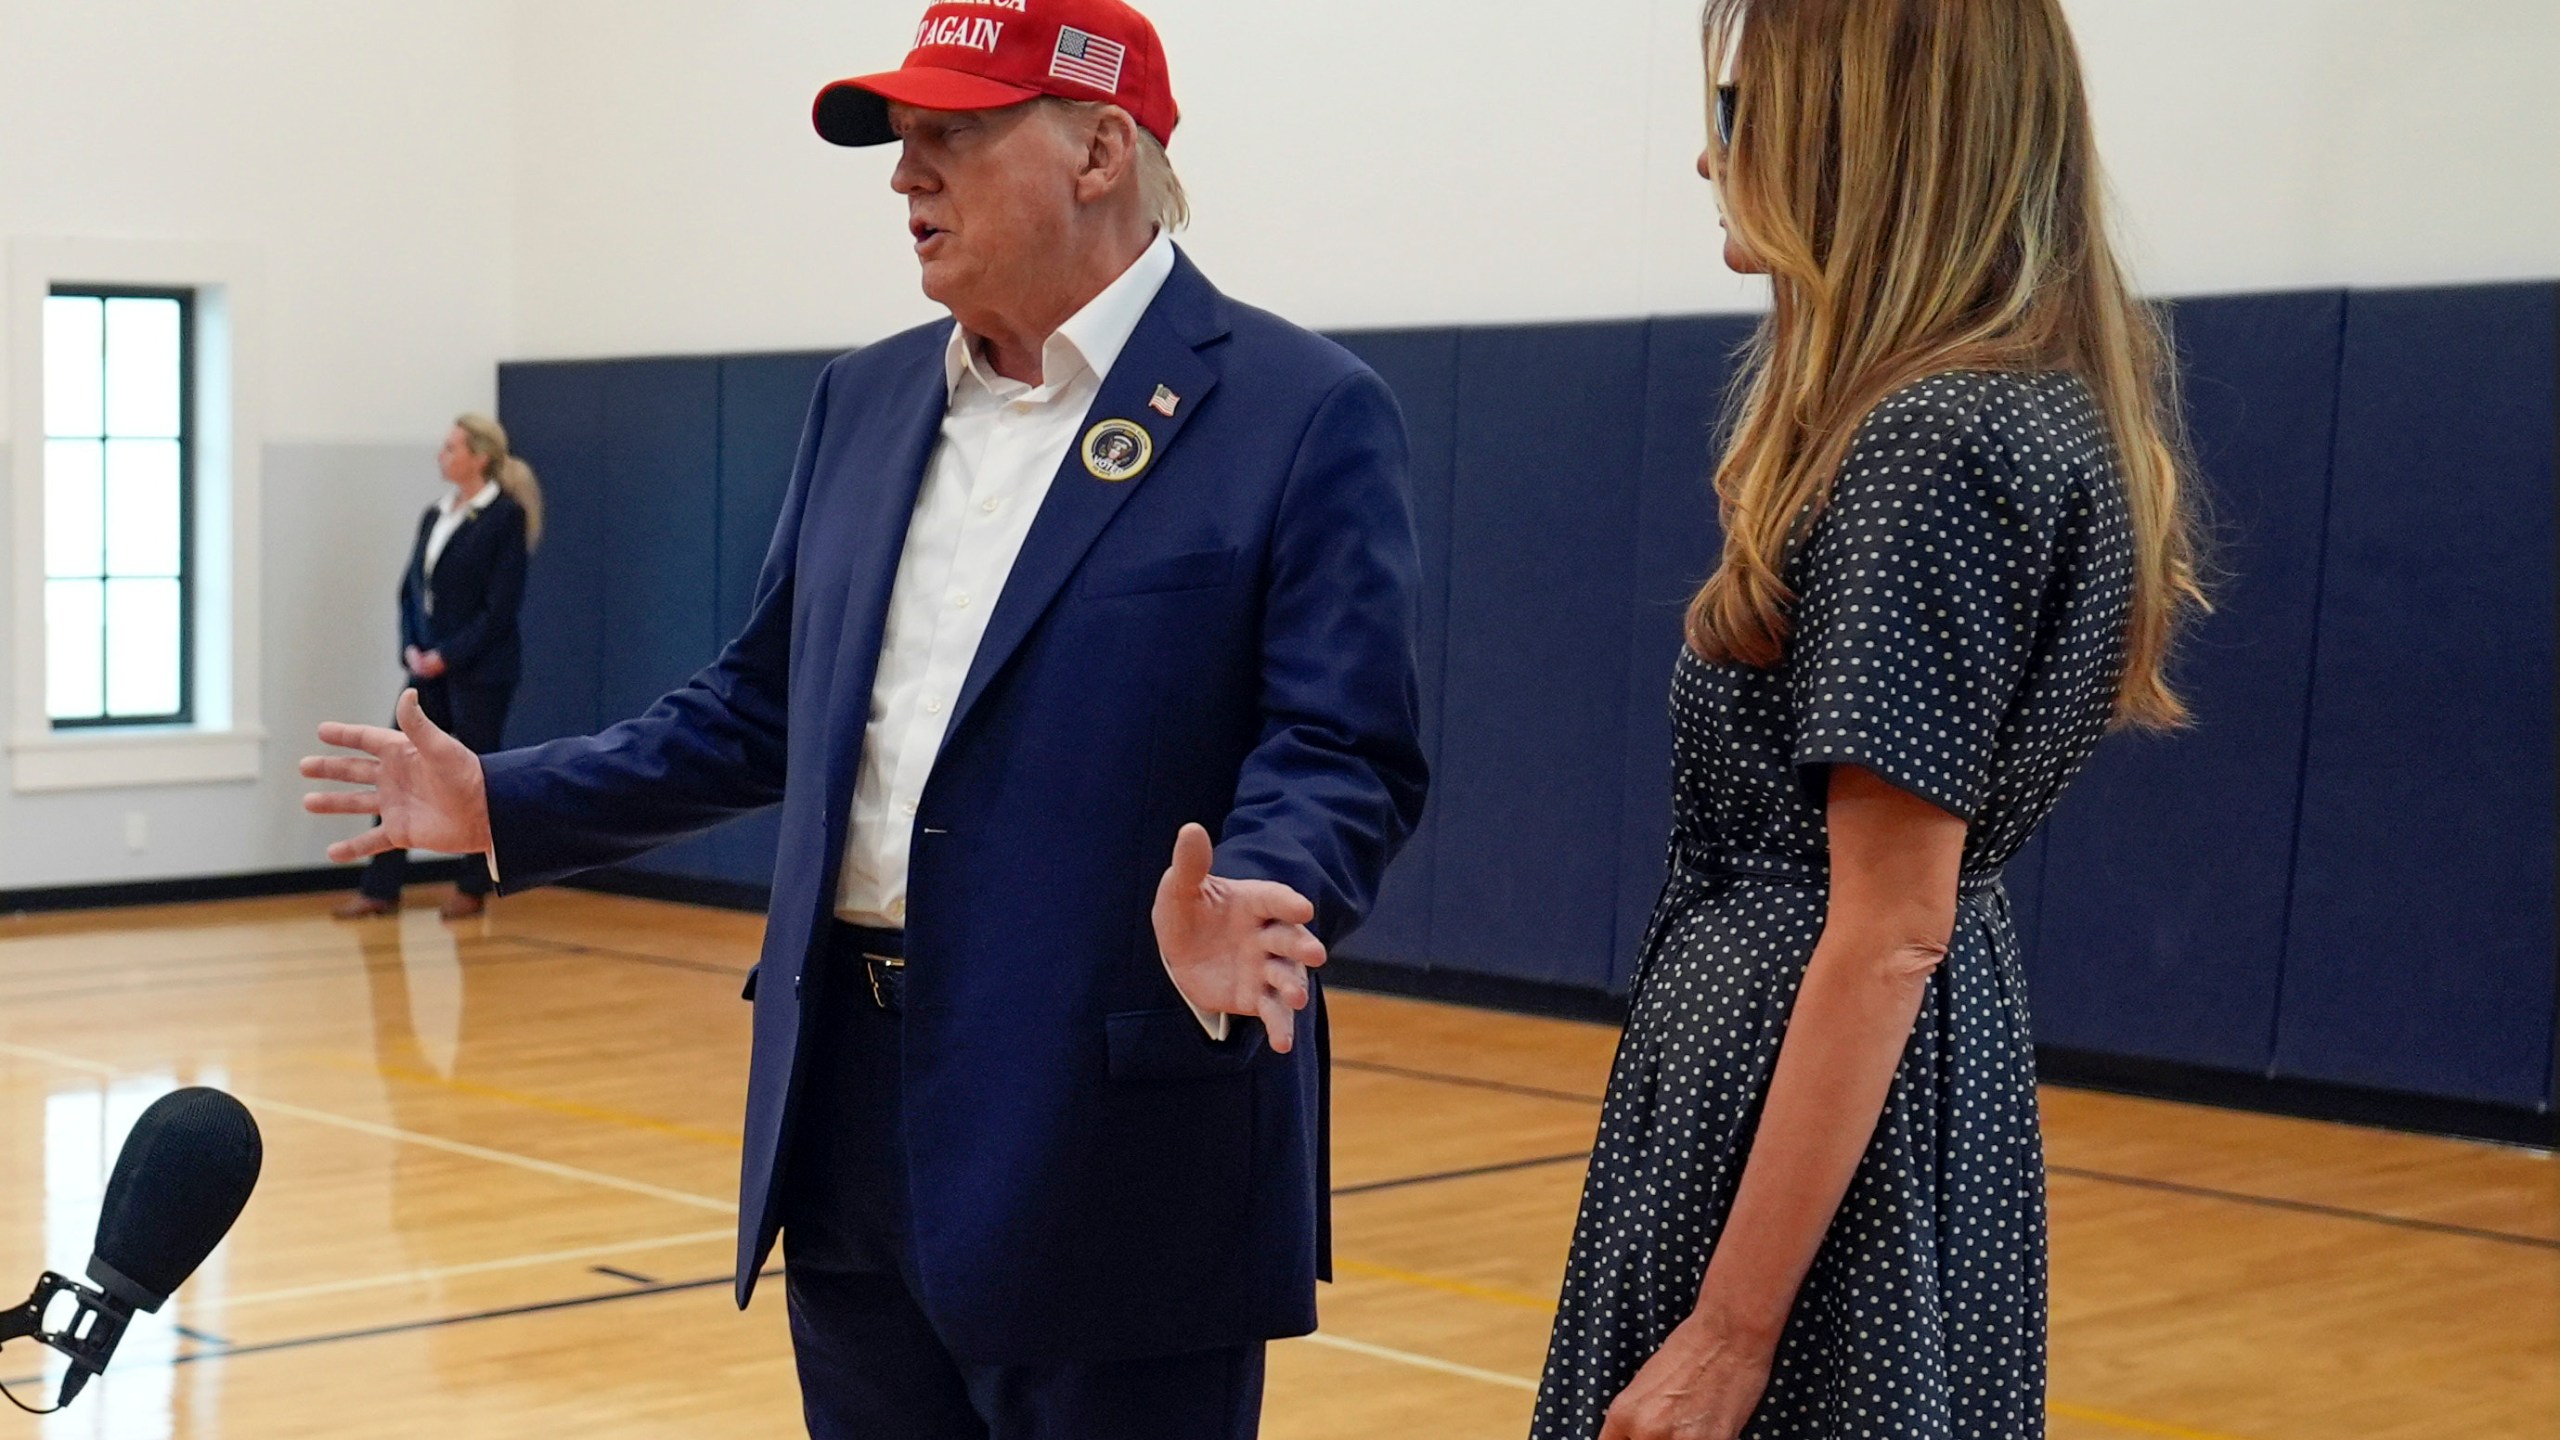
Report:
10,728,266,793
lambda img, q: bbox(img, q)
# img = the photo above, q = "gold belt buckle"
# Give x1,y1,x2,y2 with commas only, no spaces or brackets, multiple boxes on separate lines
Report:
862,952,905,1009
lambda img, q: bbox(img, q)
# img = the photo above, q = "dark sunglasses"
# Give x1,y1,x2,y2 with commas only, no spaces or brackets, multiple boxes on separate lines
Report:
1715,84,1739,146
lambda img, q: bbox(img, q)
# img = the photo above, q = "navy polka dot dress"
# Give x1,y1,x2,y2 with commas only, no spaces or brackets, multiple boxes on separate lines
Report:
1532,371,2136,1439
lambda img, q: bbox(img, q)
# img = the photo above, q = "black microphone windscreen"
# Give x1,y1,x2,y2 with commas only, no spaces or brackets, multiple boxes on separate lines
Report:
86,1088,262,1312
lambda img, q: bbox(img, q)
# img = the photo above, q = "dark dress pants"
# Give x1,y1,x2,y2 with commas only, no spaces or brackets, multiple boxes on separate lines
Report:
358,675,513,901
781,924,1267,1440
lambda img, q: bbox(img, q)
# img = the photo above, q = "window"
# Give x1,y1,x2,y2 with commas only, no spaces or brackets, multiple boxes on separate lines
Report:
42,287,193,728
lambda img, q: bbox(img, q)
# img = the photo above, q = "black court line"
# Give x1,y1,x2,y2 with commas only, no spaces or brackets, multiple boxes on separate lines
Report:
171,1324,231,1348
590,1265,660,1286
500,933,754,980
1335,1057,2560,1252
2045,1164,2560,1252
0,1272,770,1389
1333,1057,1610,1108
1334,1151,1592,1198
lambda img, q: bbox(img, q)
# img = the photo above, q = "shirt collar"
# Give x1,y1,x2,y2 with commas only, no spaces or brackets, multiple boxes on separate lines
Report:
440,480,503,519
943,231,1178,400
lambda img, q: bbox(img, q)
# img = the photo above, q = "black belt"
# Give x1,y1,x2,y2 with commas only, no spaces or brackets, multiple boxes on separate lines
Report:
829,923,906,1011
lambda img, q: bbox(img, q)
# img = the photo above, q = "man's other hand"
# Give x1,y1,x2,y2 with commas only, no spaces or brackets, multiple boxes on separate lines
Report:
301,688,494,863
1151,823,1327,1052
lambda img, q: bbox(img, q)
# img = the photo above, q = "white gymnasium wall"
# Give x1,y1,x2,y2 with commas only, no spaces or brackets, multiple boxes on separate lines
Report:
507,0,2560,360
0,0,517,890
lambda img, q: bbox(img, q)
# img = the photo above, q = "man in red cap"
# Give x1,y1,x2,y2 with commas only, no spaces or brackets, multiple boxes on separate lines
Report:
303,1,1427,1435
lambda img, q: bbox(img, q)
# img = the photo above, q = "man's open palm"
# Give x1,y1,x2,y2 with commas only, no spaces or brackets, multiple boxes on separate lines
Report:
301,689,494,863
1151,823,1327,1052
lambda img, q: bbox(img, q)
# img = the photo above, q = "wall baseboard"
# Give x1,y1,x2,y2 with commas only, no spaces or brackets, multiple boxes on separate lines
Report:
2034,1046,2554,1150
1324,955,1632,1026
1,859,468,917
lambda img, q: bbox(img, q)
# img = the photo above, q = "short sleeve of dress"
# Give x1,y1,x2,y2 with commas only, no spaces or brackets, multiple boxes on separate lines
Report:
1788,380,2066,820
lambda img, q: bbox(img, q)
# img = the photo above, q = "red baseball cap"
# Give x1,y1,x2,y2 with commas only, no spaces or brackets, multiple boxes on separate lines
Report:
814,0,1180,149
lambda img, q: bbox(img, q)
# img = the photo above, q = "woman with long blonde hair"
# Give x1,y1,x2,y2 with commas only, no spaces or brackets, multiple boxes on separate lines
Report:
334,413,542,921
1535,2,2202,1436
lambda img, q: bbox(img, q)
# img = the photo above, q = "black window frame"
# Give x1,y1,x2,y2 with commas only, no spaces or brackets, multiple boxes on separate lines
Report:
44,283,197,731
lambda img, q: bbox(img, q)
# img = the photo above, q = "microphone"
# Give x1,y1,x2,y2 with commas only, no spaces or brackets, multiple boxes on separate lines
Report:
0,1087,262,1412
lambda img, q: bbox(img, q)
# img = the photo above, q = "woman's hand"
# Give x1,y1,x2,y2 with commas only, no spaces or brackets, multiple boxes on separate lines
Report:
1598,1316,1776,1440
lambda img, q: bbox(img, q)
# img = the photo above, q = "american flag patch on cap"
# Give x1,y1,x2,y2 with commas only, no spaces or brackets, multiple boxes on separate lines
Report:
1050,25,1127,94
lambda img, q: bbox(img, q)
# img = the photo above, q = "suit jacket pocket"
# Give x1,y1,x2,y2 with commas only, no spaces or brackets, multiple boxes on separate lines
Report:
1080,547,1241,600
1105,1008,1265,1082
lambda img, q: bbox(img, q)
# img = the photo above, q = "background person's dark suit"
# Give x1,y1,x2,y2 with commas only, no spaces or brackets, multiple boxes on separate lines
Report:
361,489,529,902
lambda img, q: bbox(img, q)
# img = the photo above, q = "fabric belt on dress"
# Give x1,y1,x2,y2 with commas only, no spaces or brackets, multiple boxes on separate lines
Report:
828,922,907,1011
1672,841,2005,896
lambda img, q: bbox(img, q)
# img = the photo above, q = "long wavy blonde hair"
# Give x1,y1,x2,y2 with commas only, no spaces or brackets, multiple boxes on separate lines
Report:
1690,0,2203,729
454,413,545,552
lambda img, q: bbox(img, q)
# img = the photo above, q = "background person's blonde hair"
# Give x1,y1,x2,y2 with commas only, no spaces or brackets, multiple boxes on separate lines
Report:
453,412,545,552
1692,0,2205,730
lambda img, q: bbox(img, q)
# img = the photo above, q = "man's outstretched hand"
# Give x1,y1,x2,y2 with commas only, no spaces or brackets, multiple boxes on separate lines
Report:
1151,823,1326,1052
301,688,494,864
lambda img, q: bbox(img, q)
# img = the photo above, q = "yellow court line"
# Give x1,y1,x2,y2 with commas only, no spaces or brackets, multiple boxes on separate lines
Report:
0,1037,735,1216
307,1051,746,1150
207,1228,738,1311
1333,1257,1558,1313
2046,1401,2262,1440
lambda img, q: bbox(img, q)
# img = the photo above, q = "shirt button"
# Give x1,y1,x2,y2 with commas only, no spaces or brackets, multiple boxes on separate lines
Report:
951,592,971,610
924,697,945,715
901,800,919,818
888,899,907,921
980,498,1000,514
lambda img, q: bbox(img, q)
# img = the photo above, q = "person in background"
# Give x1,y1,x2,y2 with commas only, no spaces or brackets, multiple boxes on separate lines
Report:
334,414,541,921
1533,1,2205,1437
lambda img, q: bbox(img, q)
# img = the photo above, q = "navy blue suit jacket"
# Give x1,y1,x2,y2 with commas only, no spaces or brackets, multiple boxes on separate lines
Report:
399,491,528,689
479,251,1428,1364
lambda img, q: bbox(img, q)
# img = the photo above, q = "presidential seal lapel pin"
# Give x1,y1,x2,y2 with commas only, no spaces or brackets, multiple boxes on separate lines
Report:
1082,419,1154,482
1149,384,1180,418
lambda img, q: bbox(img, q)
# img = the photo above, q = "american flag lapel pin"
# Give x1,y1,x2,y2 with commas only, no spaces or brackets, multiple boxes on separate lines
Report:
1150,384,1180,417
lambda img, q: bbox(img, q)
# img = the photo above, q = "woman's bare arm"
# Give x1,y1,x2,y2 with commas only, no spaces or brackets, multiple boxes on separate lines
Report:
1696,762,1967,1340
1599,764,1968,1439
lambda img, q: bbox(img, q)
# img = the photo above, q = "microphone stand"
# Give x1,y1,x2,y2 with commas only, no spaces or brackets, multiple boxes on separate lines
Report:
0,1272,128,1410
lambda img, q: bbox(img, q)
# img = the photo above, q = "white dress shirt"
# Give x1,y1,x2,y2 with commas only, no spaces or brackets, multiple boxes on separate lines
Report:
421,478,502,609
835,231,1178,927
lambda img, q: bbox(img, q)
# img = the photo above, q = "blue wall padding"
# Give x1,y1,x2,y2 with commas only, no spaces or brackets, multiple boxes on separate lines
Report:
1330,330,1461,966
595,360,726,879
706,351,839,885
2275,283,2557,1108
2024,291,2349,1069
497,281,2560,1113
1427,322,1650,988
1612,315,1753,989
497,362,607,748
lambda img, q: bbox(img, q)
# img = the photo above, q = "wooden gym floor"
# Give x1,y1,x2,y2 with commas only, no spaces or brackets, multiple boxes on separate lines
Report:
0,889,2551,1439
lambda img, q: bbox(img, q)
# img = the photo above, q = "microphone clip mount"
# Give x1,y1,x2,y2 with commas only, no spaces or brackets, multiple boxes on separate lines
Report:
0,1272,128,1390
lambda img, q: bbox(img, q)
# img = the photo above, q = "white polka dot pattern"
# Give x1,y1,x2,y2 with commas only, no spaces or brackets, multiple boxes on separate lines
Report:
1530,371,2136,1439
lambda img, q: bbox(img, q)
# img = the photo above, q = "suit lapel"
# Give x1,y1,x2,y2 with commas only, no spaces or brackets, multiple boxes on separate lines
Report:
945,256,1228,740
818,339,956,827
